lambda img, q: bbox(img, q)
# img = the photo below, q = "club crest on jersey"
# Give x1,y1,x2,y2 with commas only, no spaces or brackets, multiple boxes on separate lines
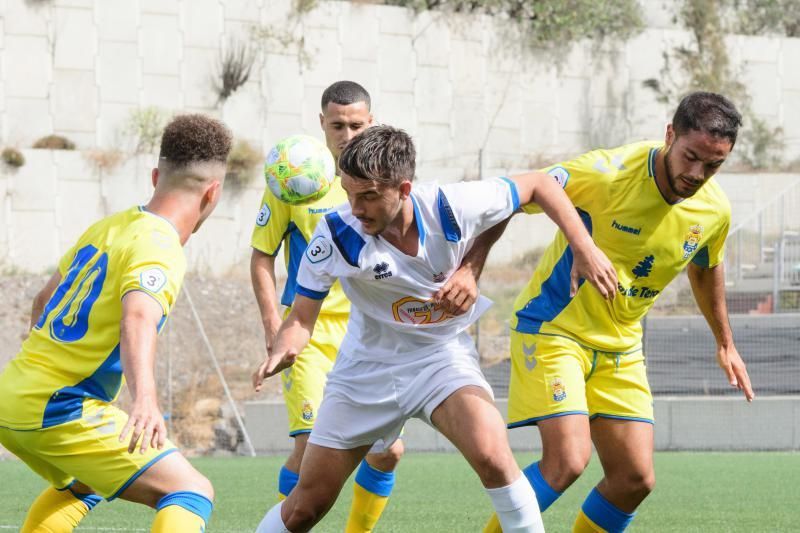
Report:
551,378,567,402
682,225,703,259
433,271,446,283
373,261,393,279
392,296,452,325
301,400,314,422
256,203,270,226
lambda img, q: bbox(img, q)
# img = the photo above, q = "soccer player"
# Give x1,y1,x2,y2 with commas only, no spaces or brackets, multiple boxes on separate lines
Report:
251,80,408,532
483,91,755,533
0,114,232,532
252,125,618,533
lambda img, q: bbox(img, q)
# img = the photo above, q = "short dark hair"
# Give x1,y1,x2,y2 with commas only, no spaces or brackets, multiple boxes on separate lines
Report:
338,125,415,186
321,80,371,111
159,114,232,168
672,91,742,145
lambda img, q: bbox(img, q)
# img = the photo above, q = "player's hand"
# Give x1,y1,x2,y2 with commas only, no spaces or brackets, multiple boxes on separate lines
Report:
434,267,478,316
252,351,297,392
119,397,167,454
717,344,754,402
570,242,617,300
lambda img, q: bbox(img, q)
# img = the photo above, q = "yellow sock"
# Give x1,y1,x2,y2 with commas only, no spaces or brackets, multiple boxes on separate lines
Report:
573,509,606,533
346,483,390,533
21,486,93,533
483,513,503,533
152,505,207,533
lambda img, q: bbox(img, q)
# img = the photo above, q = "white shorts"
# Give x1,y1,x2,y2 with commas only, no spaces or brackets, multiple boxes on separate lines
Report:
308,333,493,452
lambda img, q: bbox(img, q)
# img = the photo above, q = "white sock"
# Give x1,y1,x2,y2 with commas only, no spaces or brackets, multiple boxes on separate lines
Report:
256,501,290,533
486,474,545,533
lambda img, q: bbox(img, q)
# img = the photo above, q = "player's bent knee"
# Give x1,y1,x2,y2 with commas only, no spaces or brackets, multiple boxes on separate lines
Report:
472,450,519,488
367,440,404,471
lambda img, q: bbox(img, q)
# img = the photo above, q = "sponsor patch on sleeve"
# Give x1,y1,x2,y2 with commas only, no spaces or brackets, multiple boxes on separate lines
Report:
305,235,333,264
140,268,167,293
547,166,570,188
256,203,271,226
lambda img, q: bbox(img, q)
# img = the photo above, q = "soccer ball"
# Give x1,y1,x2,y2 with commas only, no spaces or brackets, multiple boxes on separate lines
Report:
264,134,335,206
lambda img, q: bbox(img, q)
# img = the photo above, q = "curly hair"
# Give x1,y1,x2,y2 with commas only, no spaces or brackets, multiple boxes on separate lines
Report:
159,114,232,168
338,125,415,186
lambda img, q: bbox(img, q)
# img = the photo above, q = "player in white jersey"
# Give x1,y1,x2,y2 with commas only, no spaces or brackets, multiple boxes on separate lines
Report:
252,125,618,533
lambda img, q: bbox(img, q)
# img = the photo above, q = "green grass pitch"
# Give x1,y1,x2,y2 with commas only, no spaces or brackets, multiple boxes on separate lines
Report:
0,452,795,532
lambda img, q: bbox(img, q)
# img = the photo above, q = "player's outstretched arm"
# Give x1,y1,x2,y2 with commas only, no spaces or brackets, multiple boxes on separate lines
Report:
250,248,284,353
29,271,62,330
252,295,323,392
688,262,754,401
511,172,618,299
118,291,168,454
435,219,512,316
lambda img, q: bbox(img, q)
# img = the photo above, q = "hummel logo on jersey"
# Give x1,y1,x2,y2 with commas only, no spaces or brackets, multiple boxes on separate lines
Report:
373,262,393,279
611,219,641,235
433,271,446,283
522,343,537,371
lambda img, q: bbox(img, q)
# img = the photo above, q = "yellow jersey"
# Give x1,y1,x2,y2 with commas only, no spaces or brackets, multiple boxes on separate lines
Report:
251,176,349,316
513,141,730,351
0,207,185,430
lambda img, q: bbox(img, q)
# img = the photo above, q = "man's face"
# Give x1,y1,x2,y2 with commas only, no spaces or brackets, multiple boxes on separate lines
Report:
320,101,373,161
663,126,733,199
340,172,406,236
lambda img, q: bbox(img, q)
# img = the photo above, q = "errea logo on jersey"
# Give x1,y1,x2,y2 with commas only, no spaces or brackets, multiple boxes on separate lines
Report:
140,268,167,293
373,261,392,279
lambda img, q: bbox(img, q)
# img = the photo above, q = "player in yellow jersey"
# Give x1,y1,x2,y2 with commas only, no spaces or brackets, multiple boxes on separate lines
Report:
251,81,407,532
483,92,755,533
0,114,232,533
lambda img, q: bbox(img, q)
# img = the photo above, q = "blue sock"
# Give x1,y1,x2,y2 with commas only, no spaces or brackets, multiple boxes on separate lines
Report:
581,487,635,533
354,459,396,497
67,487,103,511
278,466,300,499
155,491,214,524
522,461,562,511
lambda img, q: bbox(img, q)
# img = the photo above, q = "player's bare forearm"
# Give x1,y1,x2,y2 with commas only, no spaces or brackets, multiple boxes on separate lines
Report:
253,295,323,390
119,291,169,453
250,248,284,343
687,262,733,347
29,271,62,330
511,172,617,298
688,262,754,400
436,219,510,315
119,292,163,403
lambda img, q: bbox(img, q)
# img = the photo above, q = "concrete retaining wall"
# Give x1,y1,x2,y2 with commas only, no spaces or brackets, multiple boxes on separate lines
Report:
244,397,800,454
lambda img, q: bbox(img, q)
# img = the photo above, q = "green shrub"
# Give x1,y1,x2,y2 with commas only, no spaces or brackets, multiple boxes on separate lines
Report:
1,147,25,168
33,134,75,150
226,140,263,189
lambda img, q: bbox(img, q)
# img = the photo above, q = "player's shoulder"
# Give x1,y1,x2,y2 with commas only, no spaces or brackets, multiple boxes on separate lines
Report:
321,204,368,267
696,177,731,216
556,141,659,180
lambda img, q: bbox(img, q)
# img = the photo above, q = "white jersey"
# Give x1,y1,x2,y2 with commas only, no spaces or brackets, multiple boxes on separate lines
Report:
296,177,520,363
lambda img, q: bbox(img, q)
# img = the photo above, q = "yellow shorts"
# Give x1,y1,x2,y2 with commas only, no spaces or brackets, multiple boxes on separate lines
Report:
0,399,177,499
507,331,653,428
281,312,347,436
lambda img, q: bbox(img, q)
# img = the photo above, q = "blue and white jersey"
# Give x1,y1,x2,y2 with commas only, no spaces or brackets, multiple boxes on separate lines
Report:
296,178,520,363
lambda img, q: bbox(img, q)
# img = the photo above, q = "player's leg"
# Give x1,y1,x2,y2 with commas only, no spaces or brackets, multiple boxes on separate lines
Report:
431,385,544,533
0,427,101,533
573,348,654,532
39,401,214,532
278,313,343,502
258,443,372,532
347,439,404,533
114,451,214,532
484,332,593,532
